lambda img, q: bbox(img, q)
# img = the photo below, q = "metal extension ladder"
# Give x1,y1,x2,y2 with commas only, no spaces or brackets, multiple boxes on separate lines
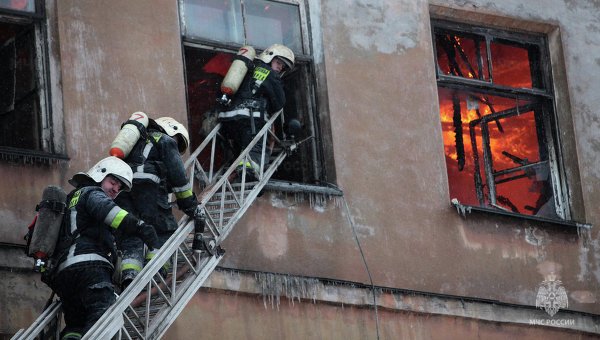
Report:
14,110,295,339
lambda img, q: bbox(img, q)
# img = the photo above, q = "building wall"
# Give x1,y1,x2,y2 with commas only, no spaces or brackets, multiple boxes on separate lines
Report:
2,0,600,337
0,0,190,336
222,0,600,315
163,273,600,339
166,284,598,340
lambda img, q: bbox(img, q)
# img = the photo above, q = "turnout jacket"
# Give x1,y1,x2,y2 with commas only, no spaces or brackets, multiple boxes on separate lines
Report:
220,60,286,121
54,186,138,272
122,130,197,220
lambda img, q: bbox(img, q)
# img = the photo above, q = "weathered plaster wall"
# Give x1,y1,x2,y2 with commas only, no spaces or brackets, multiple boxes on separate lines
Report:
321,0,600,311
0,1,188,244
0,0,189,335
3,0,600,336
0,248,51,337
56,0,189,167
222,0,600,316
166,287,600,339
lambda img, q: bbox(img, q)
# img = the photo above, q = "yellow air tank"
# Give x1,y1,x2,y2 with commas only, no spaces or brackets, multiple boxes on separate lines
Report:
221,46,256,96
109,111,149,159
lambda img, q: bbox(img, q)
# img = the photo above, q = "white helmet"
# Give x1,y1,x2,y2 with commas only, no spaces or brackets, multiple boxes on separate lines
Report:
69,156,133,191
154,117,190,154
257,44,295,73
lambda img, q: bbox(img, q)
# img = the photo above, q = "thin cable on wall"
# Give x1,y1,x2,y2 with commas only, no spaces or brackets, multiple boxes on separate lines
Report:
342,197,380,340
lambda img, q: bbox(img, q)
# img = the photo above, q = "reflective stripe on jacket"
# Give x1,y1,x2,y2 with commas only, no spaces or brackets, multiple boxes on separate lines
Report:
56,186,130,272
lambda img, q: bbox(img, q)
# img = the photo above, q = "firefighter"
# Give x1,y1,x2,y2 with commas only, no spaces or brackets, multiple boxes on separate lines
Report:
49,156,160,340
115,116,202,289
217,43,295,180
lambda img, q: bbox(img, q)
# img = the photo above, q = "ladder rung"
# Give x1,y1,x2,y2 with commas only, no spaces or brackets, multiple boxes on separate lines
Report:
205,203,241,210
208,207,239,214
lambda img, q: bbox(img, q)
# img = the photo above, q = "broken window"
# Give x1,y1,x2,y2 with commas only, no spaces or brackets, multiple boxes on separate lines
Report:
180,0,325,184
433,20,567,220
0,1,62,163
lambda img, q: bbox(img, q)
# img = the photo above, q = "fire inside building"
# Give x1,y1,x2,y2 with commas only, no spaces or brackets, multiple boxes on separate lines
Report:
434,22,560,219
1,0,599,339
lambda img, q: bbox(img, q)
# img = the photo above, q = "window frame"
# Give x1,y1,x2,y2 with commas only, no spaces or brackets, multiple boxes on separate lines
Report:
432,19,574,223
0,0,67,165
179,0,311,55
179,0,333,187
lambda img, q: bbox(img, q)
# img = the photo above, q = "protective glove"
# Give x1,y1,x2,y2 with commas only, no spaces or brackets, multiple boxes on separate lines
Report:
183,205,198,218
184,205,205,233
192,210,206,252
194,209,206,234
137,222,160,250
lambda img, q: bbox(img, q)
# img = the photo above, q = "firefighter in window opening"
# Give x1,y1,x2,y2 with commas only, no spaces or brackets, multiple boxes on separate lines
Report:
217,43,295,181
47,156,160,340
114,116,203,290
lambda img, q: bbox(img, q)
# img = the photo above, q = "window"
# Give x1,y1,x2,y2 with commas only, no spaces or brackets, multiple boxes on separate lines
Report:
432,20,568,220
180,0,324,184
0,0,63,163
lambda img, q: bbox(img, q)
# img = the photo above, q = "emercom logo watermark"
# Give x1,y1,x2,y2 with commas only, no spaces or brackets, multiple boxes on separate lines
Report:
536,275,568,316
529,275,575,326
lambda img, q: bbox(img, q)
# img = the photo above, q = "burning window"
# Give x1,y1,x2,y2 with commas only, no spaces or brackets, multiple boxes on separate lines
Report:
180,0,324,184
0,1,62,163
433,20,566,220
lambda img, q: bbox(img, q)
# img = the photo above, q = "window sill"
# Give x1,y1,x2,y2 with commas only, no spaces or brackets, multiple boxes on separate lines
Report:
450,199,592,229
264,179,343,196
0,147,69,166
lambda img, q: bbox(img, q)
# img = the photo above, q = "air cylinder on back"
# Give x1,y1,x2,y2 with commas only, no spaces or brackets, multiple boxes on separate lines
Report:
28,185,67,271
109,111,149,159
221,46,256,97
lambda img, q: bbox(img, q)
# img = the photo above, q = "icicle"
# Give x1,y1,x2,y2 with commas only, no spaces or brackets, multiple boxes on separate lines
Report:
451,198,471,217
255,272,320,310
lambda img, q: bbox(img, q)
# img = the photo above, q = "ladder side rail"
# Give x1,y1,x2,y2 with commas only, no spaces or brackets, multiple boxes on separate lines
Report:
196,111,281,208
218,180,227,230
209,134,217,182
9,330,24,340
215,151,287,244
125,250,220,338
183,123,221,169
123,306,144,339
192,159,207,186
84,111,285,339
82,218,195,339
204,180,243,234
203,209,222,240
184,123,222,190
148,254,222,340
146,115,289,337
258,125,269,178
144,279,151,336
196,112,288,246
12,301,62,340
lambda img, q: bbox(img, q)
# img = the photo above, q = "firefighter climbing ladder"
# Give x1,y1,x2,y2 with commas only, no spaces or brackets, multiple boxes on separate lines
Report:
14,111,296,340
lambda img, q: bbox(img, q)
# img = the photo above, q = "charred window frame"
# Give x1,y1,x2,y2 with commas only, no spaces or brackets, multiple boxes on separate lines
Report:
432,19,574,223
0,1,64,164
179,0,330,187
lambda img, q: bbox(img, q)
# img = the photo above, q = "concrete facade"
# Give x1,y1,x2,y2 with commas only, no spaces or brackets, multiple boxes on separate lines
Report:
1,0,599,338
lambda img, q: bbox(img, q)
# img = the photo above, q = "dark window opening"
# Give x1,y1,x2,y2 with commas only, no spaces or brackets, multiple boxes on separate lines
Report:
183,47,320,183
0,22,40,150
0,1,63,164
181,0,324,185
433,20,566,220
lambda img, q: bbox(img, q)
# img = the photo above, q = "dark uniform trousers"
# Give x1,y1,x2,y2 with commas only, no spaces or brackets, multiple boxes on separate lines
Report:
53,264,115,338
